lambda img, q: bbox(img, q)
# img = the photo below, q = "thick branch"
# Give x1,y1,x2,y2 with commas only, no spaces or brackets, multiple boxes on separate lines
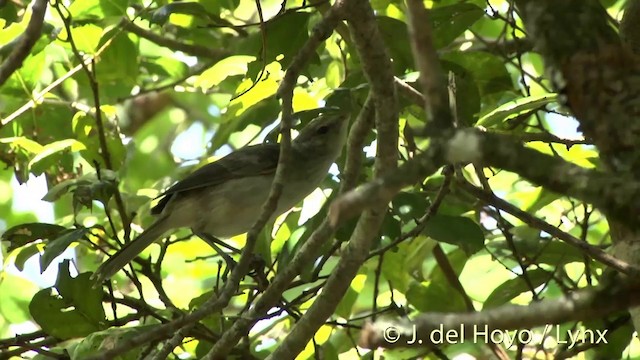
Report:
0,0,48,86
621,0,640,54
406,0,452,132
266,0,399,357
360,280,640,349
331,129,640,233
199,4,349,359
515,1,640,177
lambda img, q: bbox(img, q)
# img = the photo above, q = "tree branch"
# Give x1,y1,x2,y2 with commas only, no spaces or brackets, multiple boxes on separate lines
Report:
406,0,452,132
189,2,349,358
0,0,48,87
266,0,399,357
459,181,639,276
331,129,640,238
359,280,640,349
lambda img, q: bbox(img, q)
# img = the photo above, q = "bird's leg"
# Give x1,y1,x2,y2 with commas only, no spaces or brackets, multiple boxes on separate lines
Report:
195,232,270,289
194,232,239,279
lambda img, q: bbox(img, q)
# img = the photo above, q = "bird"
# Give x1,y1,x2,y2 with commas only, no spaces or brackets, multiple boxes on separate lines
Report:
92,112,350,283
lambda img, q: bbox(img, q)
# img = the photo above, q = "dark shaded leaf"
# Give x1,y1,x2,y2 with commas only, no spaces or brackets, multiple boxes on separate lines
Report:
0,2,18,26
585,318,633,359
40,228,89,273
392,191,430,220
431,3,484,48
422,215,484,254
2,222,66,251
441,51,514,97
406,280,467,312
246,12,312,79
149,2,211,26
376,16,413,73
29,261,105,339
441,60,481,126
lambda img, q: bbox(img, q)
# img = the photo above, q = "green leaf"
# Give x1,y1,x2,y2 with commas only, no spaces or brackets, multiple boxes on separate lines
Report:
335,283,360,318
40,228,89,273
29,262,106,339
189,291,223,333
14,243,41,271
97,31,139,84
197,55,256,89
586,319,634,359
406,280,467,312
71,325,160,359
376,17,413,73
246,12,312,78
68,0,128,20
422,215,485,254
441,51,513,96
477,93,558,128
71,24,103,54
2,222,66,251
0,136,44,154
72,178,118,211
484,268,553,309
381,246,411,292
441,60,481,126
381,213,401,239
71,112,125,170
523,188,562,213
29,139,86,174
0,3,18,26
431,3,484,48
1,50,46,95
0,273,37,324
149,2,212,26
487,239,588,267
392,192,430,220
211,97,280,152
430,248,468,284
55,261,105,326
42,170,117,202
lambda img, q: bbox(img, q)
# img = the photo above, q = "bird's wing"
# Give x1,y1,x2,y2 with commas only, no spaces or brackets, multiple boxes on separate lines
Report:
151,144,280,214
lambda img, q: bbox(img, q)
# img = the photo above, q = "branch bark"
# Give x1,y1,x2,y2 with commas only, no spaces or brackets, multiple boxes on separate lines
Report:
331,129,640,241
0,0,48,87
359,280,640,349
266,0,399,357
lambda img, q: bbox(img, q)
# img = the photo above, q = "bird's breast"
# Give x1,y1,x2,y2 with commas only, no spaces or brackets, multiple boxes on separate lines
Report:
163,168,329,238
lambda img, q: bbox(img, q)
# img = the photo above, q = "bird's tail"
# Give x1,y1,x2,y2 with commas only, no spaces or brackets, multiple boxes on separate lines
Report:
92,216,171,284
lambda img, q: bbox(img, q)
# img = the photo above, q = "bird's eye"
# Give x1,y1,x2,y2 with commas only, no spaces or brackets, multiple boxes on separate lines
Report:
316,125,330,135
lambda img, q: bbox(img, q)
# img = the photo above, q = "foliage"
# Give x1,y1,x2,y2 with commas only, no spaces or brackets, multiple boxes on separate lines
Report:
0,0,636,359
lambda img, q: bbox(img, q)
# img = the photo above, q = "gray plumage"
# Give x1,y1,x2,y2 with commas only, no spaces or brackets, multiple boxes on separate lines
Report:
93,113,349,283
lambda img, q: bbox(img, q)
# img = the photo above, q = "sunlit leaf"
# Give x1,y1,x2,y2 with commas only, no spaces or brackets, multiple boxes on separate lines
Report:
484,268,553,309
477,93,558,128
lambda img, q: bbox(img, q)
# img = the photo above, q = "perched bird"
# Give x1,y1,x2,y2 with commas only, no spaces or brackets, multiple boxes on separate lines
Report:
93,112,350,283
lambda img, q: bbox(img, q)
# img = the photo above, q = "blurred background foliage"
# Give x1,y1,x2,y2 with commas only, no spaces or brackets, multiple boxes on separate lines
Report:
0,0,635,358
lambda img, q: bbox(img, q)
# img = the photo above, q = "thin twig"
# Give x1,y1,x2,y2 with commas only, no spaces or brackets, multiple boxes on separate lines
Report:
459,181,639,276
